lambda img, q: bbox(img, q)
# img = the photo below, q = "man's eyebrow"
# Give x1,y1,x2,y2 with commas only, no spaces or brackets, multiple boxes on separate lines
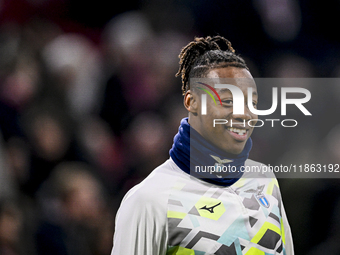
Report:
218,88,232,94
217,88,258,96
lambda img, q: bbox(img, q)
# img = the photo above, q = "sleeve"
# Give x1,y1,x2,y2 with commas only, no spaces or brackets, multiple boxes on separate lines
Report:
281,199,295,255
111,185,168,255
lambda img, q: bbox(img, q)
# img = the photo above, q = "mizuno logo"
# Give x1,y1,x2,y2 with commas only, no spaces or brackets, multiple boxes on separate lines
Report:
199,202,222,213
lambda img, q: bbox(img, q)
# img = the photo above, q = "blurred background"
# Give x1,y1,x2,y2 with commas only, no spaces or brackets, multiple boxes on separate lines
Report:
0,0,339,254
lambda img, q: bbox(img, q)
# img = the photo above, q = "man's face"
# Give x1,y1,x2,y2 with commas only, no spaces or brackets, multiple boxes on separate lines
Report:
188,67,258,155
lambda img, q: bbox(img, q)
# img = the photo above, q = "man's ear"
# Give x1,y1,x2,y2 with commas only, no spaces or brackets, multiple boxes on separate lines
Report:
184,90,198,115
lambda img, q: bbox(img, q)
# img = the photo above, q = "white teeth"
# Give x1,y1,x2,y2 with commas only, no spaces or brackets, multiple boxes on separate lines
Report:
228,127,247,135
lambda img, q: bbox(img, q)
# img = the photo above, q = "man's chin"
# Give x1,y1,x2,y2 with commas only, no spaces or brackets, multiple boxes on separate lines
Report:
228,148,244,155
223,141,247,155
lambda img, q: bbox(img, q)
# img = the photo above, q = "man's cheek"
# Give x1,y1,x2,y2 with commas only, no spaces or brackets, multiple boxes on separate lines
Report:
209,108,225,119
250,120,257,126
214,124,227,135
249,115,258,126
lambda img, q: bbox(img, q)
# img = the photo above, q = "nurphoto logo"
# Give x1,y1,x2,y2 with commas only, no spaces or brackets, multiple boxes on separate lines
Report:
196,80,312,128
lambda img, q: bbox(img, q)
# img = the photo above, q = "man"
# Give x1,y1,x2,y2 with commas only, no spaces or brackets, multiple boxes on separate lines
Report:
111,36,294,255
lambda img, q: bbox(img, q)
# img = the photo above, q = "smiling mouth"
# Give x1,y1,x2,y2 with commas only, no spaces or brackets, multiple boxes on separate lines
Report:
226,127,249,141
227,127,248,135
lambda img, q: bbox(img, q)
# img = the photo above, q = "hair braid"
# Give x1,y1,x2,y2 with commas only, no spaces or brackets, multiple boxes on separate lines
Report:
176,35,248,95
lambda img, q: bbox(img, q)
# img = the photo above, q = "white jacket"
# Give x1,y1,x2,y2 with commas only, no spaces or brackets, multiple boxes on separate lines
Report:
111,158,294,255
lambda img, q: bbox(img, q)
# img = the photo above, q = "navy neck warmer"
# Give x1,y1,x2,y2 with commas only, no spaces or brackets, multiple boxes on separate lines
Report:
170,118,252,186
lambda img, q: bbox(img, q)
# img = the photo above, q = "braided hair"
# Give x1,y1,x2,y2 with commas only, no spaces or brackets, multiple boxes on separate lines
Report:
176,35,249,95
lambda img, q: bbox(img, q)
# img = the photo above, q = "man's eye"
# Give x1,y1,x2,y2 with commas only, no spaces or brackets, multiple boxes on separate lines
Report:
252,101,257,109
222,100,233,105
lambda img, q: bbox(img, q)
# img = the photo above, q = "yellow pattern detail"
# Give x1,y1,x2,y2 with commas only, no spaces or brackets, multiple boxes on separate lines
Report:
167,211,187,219
166,246,195,255
251,222,281,244
281,218,286,245
266,178,279,195
233,178,246,188
173,182,186,190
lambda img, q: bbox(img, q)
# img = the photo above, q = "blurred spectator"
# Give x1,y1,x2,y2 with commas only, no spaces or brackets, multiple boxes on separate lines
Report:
20,103,83,197
77,115,126,194
0,200,23,255
100,11,187,120
0,50,41,110
323,124,340,164
98,74,132,137
253,0,302,42
0,134,16,200
119,112,169,193
35,161,114,255
264,53,315,77
42,33,104,119
5,137,30,195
